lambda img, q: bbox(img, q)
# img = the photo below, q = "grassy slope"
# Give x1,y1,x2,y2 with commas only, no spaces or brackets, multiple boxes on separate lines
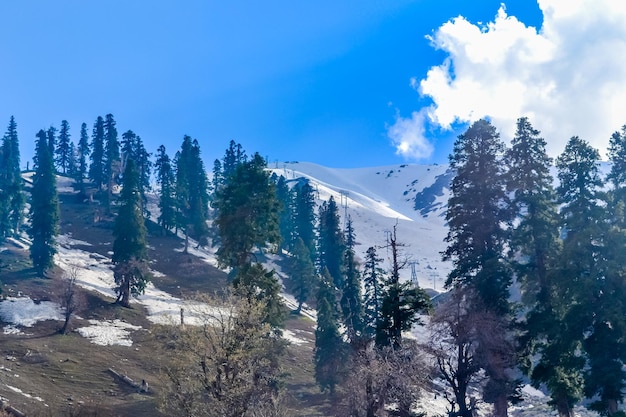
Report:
0,192,335,417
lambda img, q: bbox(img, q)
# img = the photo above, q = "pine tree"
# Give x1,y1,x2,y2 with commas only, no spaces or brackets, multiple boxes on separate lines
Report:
232,262,285,328
443,119,513,416
214,152,280,269
444,119,511,313
290,237,317,314
174,136,192,242
47,126,57,160
29,129,59,277
505,118,578,416
574,133,626,416
274,174,294,251
214,152,284,326
89,116,105,190
293,179,317,261
155,145,176,232
174,136,210,250
75,122,90,193
135,135,152,208
375,225,430,349
317,196,344,288
211,158,223,198
188,140,209,246
506,117,560,304
363,246,384,338
314,268,347,394
0,116,25,239
340,217,364,345
103,113,120,211
221,139,247,180
112,159,149,308
121,130,152,216
67,141,77,179
541,136,607,416
56,120,71,174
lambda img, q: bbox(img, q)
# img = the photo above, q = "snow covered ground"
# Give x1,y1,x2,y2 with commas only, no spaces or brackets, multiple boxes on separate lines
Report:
269,162,452,291
0,297,63,334
55,234,227,327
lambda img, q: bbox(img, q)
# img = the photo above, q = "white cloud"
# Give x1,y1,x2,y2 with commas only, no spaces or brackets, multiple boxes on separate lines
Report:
388,109,434,160
390,1,626,160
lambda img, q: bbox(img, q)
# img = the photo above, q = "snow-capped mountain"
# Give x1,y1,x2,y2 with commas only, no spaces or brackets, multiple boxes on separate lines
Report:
269,161,454,292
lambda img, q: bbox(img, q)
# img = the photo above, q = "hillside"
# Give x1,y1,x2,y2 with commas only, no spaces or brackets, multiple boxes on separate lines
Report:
270,162,454,291
0,163,601,417
0,162,458,416
0,186,332,416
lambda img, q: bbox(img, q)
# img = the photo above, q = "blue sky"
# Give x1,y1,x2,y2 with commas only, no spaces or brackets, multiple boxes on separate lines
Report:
3,1,623,169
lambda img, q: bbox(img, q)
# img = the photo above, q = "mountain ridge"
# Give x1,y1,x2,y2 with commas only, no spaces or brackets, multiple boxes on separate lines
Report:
269,161,453,291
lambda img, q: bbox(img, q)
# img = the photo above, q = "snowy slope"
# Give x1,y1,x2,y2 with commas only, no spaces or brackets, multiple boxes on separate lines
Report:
269,162,453,291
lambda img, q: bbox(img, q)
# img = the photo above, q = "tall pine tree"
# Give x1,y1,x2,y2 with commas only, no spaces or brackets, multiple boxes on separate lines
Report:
314,268,346,394
89,116,105,191
46,126,57,160
221,139,247,180
0,116,25,239
215,152,280,269
214,152,284,326
56,120,71,174
340,217,364,345
75,122,90,193
103,113,120,211
29,129,59,277
549,136,608,416
174,136,210,250
290,237,317,314
293,179,317,261
505,118,577,417
121,130,152,216
443,119,514,417
155,145,176,232
317,196,344,288
576,133,626,416
274,174,294,251
363,246,384,338
112,159,149,308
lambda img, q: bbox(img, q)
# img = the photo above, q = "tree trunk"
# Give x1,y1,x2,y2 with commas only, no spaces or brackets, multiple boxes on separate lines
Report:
120,277,131,308
492,394,508,417
607,398,618,416
60,315,71,334
555,395,573,417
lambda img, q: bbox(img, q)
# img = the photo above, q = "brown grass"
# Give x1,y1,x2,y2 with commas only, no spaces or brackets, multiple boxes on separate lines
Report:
0,191,340,416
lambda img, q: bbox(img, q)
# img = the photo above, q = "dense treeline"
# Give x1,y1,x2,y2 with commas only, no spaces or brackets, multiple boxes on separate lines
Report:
5,112,626,416
440,118,626,417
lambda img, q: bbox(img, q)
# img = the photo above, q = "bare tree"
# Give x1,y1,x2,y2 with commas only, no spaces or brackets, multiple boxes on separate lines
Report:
59,267,82,335
426,287,519,417
344,340,430,417
159,293,291,417
425,288,487,417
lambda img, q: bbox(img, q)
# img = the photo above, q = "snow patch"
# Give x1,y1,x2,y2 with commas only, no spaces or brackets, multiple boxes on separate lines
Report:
0,297,63,327
521,384,546,398
57,234,92,247
77,319,142,346
6,384,45,402
282,329,309,346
